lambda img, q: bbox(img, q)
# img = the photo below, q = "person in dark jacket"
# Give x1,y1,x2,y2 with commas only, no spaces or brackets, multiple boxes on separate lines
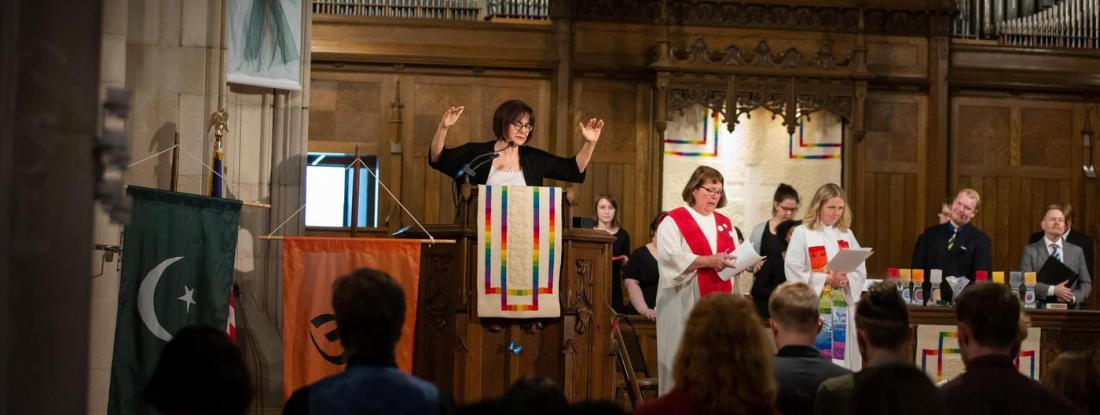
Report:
428,99,604,186
938,282,1075,415
284,268,453,415
912,189,992,301
769,282,850,415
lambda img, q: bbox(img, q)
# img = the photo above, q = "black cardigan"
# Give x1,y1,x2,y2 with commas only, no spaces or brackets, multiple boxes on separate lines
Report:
427,140,586,186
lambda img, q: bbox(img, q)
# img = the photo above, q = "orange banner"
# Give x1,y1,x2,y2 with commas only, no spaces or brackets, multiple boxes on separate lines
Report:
282,237,421,398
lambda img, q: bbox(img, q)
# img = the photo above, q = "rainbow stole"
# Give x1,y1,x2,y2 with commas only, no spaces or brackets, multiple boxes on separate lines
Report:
476,185,563,318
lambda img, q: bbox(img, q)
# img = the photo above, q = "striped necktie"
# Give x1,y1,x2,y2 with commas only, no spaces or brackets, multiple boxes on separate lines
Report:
1051,243,1061,261
947,226,957,251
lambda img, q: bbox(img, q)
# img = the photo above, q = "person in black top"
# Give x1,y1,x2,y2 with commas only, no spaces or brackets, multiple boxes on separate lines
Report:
624,212,664,319
593,193,630,313
749,183,800,320
911,189,992,302
427,100,604,186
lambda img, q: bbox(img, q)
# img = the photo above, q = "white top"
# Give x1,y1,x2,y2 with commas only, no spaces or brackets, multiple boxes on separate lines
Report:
1045,236,1064,259
654,206,739,395
485,167,526,186
783,223,866,371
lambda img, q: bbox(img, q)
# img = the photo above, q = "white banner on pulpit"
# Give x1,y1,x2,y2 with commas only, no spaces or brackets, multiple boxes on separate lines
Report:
915,324,1041,384
477,185,563,318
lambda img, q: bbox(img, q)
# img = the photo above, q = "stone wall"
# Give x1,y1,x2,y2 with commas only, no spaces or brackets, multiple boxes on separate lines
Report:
88,0,308,413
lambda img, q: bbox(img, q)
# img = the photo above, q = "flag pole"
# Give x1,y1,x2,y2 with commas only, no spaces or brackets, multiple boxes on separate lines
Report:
170,132,180,192
351,145,361,237
257,235,457,244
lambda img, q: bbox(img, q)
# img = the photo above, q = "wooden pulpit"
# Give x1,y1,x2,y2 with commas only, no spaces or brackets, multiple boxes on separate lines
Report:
396,185,617,404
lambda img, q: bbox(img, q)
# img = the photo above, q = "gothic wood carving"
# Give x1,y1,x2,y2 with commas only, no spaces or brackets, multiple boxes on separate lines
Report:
426,254,453,331
571,259,594,335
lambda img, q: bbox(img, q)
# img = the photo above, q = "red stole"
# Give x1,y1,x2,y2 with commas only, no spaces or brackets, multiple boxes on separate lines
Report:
666,207,735,296
808,237,850,272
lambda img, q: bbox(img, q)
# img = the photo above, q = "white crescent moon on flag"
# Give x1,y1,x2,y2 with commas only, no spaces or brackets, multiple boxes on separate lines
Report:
138,256,184,341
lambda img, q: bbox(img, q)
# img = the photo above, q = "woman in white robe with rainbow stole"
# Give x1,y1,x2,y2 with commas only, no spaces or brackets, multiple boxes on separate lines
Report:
784,183,866,371
654,166,742,395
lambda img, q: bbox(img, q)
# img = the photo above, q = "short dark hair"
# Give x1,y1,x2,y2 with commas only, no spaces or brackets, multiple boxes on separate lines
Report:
856,281,910,349
772,183,800,213
144,325,253,415
492,99,535,142
332,268,407,358
954,282,1020,349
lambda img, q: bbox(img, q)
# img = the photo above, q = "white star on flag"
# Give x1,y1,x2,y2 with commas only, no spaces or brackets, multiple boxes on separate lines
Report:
178,285,196,313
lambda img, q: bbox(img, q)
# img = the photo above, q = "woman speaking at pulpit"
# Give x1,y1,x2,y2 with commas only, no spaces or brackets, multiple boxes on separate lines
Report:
427,99,604,186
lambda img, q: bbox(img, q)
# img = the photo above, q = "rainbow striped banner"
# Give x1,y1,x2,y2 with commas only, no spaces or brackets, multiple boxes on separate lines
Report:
788,118,842,160
664,108,720,157
477,185,562,318
917,325,1042,383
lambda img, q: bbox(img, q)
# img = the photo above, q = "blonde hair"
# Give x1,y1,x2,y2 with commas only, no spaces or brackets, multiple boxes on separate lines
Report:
802,183,851,232
680,166,727,208
674,294,776,414
768,282,820,334
956,188,981,208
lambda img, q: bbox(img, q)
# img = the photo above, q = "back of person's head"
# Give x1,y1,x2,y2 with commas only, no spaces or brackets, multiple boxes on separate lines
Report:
501,377,569,415
1043,351,1100,415
954,282,1020,351
332,268,406,359
855,281,910,351
649,211,667,237
776,219,802,245
567,401,628,415
674,294,775,414
768,282,820,336
143,325,252,415
850,363,939,415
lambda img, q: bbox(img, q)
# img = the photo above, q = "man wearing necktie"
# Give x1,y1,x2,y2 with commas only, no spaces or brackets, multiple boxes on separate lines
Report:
1020,204,1092,308
912,189,992,302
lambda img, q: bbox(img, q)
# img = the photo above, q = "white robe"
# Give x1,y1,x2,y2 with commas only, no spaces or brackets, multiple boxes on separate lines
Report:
783,224,866,371
654,207,739,395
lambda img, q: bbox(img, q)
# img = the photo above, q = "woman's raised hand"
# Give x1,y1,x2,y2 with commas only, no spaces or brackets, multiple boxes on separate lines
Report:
578,117,605,143
439,106,465,129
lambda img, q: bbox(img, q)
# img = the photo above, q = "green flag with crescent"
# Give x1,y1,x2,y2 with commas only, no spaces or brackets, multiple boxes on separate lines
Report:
108,186,241,415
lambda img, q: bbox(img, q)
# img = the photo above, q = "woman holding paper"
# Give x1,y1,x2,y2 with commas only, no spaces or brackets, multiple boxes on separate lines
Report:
654,166,750,395
784,183,866,371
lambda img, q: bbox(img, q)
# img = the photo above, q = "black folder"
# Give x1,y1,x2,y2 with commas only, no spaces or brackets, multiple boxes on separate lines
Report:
1037,256,1078,287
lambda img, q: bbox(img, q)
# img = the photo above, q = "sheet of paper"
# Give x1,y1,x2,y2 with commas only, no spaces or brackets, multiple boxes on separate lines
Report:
719,241,766,280
824,247,874,273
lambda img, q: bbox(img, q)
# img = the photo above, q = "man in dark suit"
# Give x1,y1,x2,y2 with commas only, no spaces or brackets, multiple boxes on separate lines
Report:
1021,204,1092,308
912,189,992,301
939,283,1074,415
769,282,850,415
1027,202,1094,282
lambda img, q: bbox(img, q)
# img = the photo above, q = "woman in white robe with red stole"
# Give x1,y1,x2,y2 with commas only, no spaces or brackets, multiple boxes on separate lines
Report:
784,183,866,371
655,166,741,395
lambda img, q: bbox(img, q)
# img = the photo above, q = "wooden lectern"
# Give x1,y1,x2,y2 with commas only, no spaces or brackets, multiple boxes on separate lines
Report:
396,185,617,404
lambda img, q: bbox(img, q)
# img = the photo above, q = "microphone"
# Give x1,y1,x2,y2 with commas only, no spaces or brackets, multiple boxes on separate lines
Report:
456,141,514,184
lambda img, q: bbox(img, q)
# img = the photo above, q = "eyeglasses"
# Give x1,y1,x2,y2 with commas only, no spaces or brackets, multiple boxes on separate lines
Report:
699,187,723,196
778,205,798,213
510,121,534,132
